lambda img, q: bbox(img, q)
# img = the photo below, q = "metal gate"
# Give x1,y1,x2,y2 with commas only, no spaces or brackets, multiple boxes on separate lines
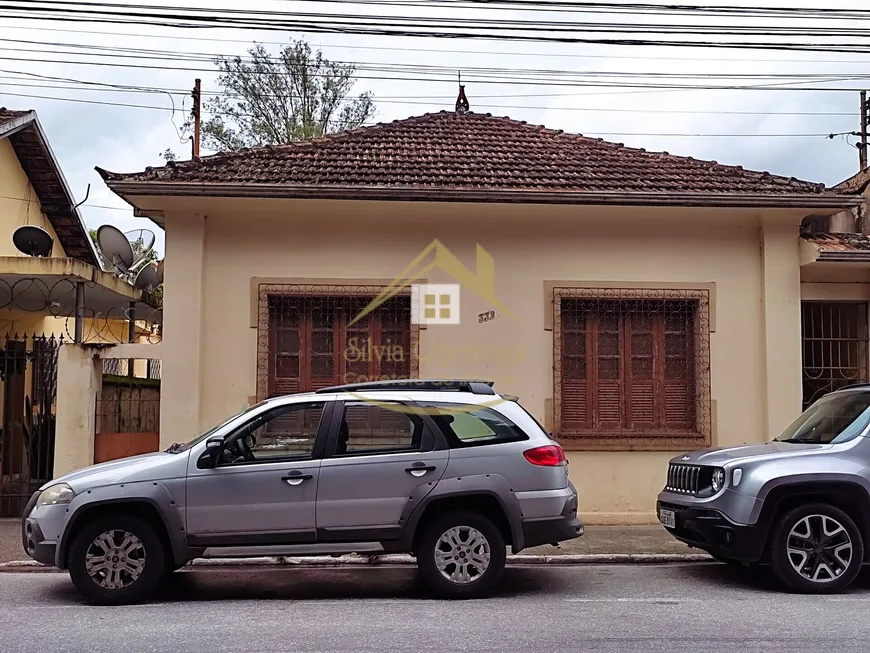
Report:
95,358,160,464
0,334,60,517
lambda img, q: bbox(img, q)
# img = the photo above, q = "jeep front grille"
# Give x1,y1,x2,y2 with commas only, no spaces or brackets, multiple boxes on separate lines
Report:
666,463,703,495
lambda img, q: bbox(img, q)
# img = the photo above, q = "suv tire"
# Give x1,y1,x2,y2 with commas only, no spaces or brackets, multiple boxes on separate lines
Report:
417,510,506,599
769,503,863,594
67,514,166,605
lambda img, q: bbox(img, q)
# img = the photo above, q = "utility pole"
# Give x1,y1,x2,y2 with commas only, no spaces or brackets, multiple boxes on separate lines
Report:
191,78,201,159
860,90,868,171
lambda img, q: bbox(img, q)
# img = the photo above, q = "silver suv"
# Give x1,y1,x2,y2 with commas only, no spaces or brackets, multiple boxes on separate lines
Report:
22,379,581,604
658,386,870,594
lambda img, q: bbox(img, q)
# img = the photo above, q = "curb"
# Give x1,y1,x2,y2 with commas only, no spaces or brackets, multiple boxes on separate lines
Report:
0,552,712,572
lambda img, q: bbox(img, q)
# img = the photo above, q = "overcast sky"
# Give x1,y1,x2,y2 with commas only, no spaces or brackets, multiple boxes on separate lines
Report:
1,0,867,256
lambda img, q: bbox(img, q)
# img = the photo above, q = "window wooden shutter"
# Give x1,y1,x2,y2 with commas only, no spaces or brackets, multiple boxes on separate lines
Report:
558,296,701,444
268,298,302,396
662,308,694,429
626,310,655,428
268,294,413,396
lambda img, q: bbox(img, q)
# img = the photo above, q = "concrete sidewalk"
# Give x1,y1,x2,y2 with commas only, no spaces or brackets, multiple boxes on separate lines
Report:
1,518,696,565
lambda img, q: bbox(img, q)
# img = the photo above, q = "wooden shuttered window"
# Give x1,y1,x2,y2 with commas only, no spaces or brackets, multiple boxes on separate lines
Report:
560,298,697,440
268,295,411,396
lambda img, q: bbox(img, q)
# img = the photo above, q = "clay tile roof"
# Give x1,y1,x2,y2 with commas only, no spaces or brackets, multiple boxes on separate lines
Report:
0,108,30,128
99,110,833,197
802,232,870,253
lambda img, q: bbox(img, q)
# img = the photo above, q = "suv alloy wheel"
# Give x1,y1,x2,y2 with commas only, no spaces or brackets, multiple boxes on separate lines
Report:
769,503,864,594
67,514,167,605
417,510,507,599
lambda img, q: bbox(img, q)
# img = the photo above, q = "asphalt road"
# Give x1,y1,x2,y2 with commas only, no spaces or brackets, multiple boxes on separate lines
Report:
3,563,870,652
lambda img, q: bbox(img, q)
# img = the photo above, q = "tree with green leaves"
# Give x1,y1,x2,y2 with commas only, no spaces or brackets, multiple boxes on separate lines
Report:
201,39,375,152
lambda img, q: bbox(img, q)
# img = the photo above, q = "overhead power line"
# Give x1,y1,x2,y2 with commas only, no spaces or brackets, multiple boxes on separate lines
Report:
0,193,136,212
5,36,870,84
0,88,857,139
268,0,870,21
2,53,869,93
5,1,870,53
0,78,861,119
8,21,870,65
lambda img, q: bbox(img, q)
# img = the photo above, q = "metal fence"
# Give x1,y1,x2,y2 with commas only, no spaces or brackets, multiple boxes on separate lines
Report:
0,334,60,517
102,357,161,380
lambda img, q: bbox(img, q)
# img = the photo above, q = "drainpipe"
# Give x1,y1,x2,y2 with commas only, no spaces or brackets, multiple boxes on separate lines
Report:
74,282,85,344
128,301,136,378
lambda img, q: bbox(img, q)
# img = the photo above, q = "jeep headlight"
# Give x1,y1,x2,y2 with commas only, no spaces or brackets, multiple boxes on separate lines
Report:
37,483,74,506
711,468,726,492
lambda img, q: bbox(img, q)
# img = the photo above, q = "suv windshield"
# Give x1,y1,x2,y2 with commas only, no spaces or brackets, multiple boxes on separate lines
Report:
775,391,870,445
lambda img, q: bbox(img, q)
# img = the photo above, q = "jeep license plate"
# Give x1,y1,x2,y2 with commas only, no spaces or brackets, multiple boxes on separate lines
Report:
659,509,676,529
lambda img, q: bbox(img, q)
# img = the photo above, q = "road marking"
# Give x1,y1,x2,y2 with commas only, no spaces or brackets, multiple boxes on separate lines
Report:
564,597,702,603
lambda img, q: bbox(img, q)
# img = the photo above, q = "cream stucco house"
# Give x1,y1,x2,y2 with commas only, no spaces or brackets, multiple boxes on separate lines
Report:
98,107,867,524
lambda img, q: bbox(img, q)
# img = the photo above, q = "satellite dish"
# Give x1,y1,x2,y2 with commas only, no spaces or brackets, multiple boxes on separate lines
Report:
134,263,160,290
96,224,134,272
156,258,164,283
125,228,156,252
13,226,54,257
125,228,156,273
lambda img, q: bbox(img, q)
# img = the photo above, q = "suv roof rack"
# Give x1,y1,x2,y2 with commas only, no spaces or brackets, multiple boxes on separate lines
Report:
314,379,496,395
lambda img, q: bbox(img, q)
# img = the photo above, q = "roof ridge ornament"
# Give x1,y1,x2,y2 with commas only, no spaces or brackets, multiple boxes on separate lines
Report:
455,83,469,114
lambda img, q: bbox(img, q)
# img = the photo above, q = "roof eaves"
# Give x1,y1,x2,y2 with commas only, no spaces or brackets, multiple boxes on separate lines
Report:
816,251,870,262
3,113,98,267
28,113,100,268
102,181,861,210
0,110,35,139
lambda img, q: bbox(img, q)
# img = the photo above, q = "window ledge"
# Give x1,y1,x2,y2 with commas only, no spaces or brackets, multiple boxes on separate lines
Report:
556,432,710,452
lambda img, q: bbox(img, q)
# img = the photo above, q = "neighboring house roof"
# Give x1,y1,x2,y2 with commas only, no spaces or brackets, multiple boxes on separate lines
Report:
801,232,870,262
97,111,857,209
1,108,98,266
835,168,870,195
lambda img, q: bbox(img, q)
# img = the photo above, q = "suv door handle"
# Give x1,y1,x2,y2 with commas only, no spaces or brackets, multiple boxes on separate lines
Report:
281,471,313,486
405,463,436,477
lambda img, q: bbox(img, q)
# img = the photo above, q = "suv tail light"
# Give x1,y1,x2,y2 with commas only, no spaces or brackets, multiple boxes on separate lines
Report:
523,445,566,466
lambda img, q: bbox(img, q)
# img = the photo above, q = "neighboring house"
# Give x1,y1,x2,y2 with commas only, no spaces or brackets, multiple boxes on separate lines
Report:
0,108,159,343
98,104,863,524
0,108,160,516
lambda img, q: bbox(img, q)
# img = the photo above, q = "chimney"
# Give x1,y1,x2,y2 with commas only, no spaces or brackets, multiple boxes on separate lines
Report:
455,85,469,114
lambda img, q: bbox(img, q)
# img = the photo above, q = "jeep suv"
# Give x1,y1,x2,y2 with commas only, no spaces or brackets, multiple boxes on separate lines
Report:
658,386,870,593
22,379,581,604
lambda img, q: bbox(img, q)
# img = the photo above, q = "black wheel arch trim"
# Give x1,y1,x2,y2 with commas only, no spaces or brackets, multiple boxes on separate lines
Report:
396,474,524,553
756,479,870,557
57,488,186,569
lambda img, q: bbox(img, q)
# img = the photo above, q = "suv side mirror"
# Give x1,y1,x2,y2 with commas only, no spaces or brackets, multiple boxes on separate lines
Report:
198,437,225,469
